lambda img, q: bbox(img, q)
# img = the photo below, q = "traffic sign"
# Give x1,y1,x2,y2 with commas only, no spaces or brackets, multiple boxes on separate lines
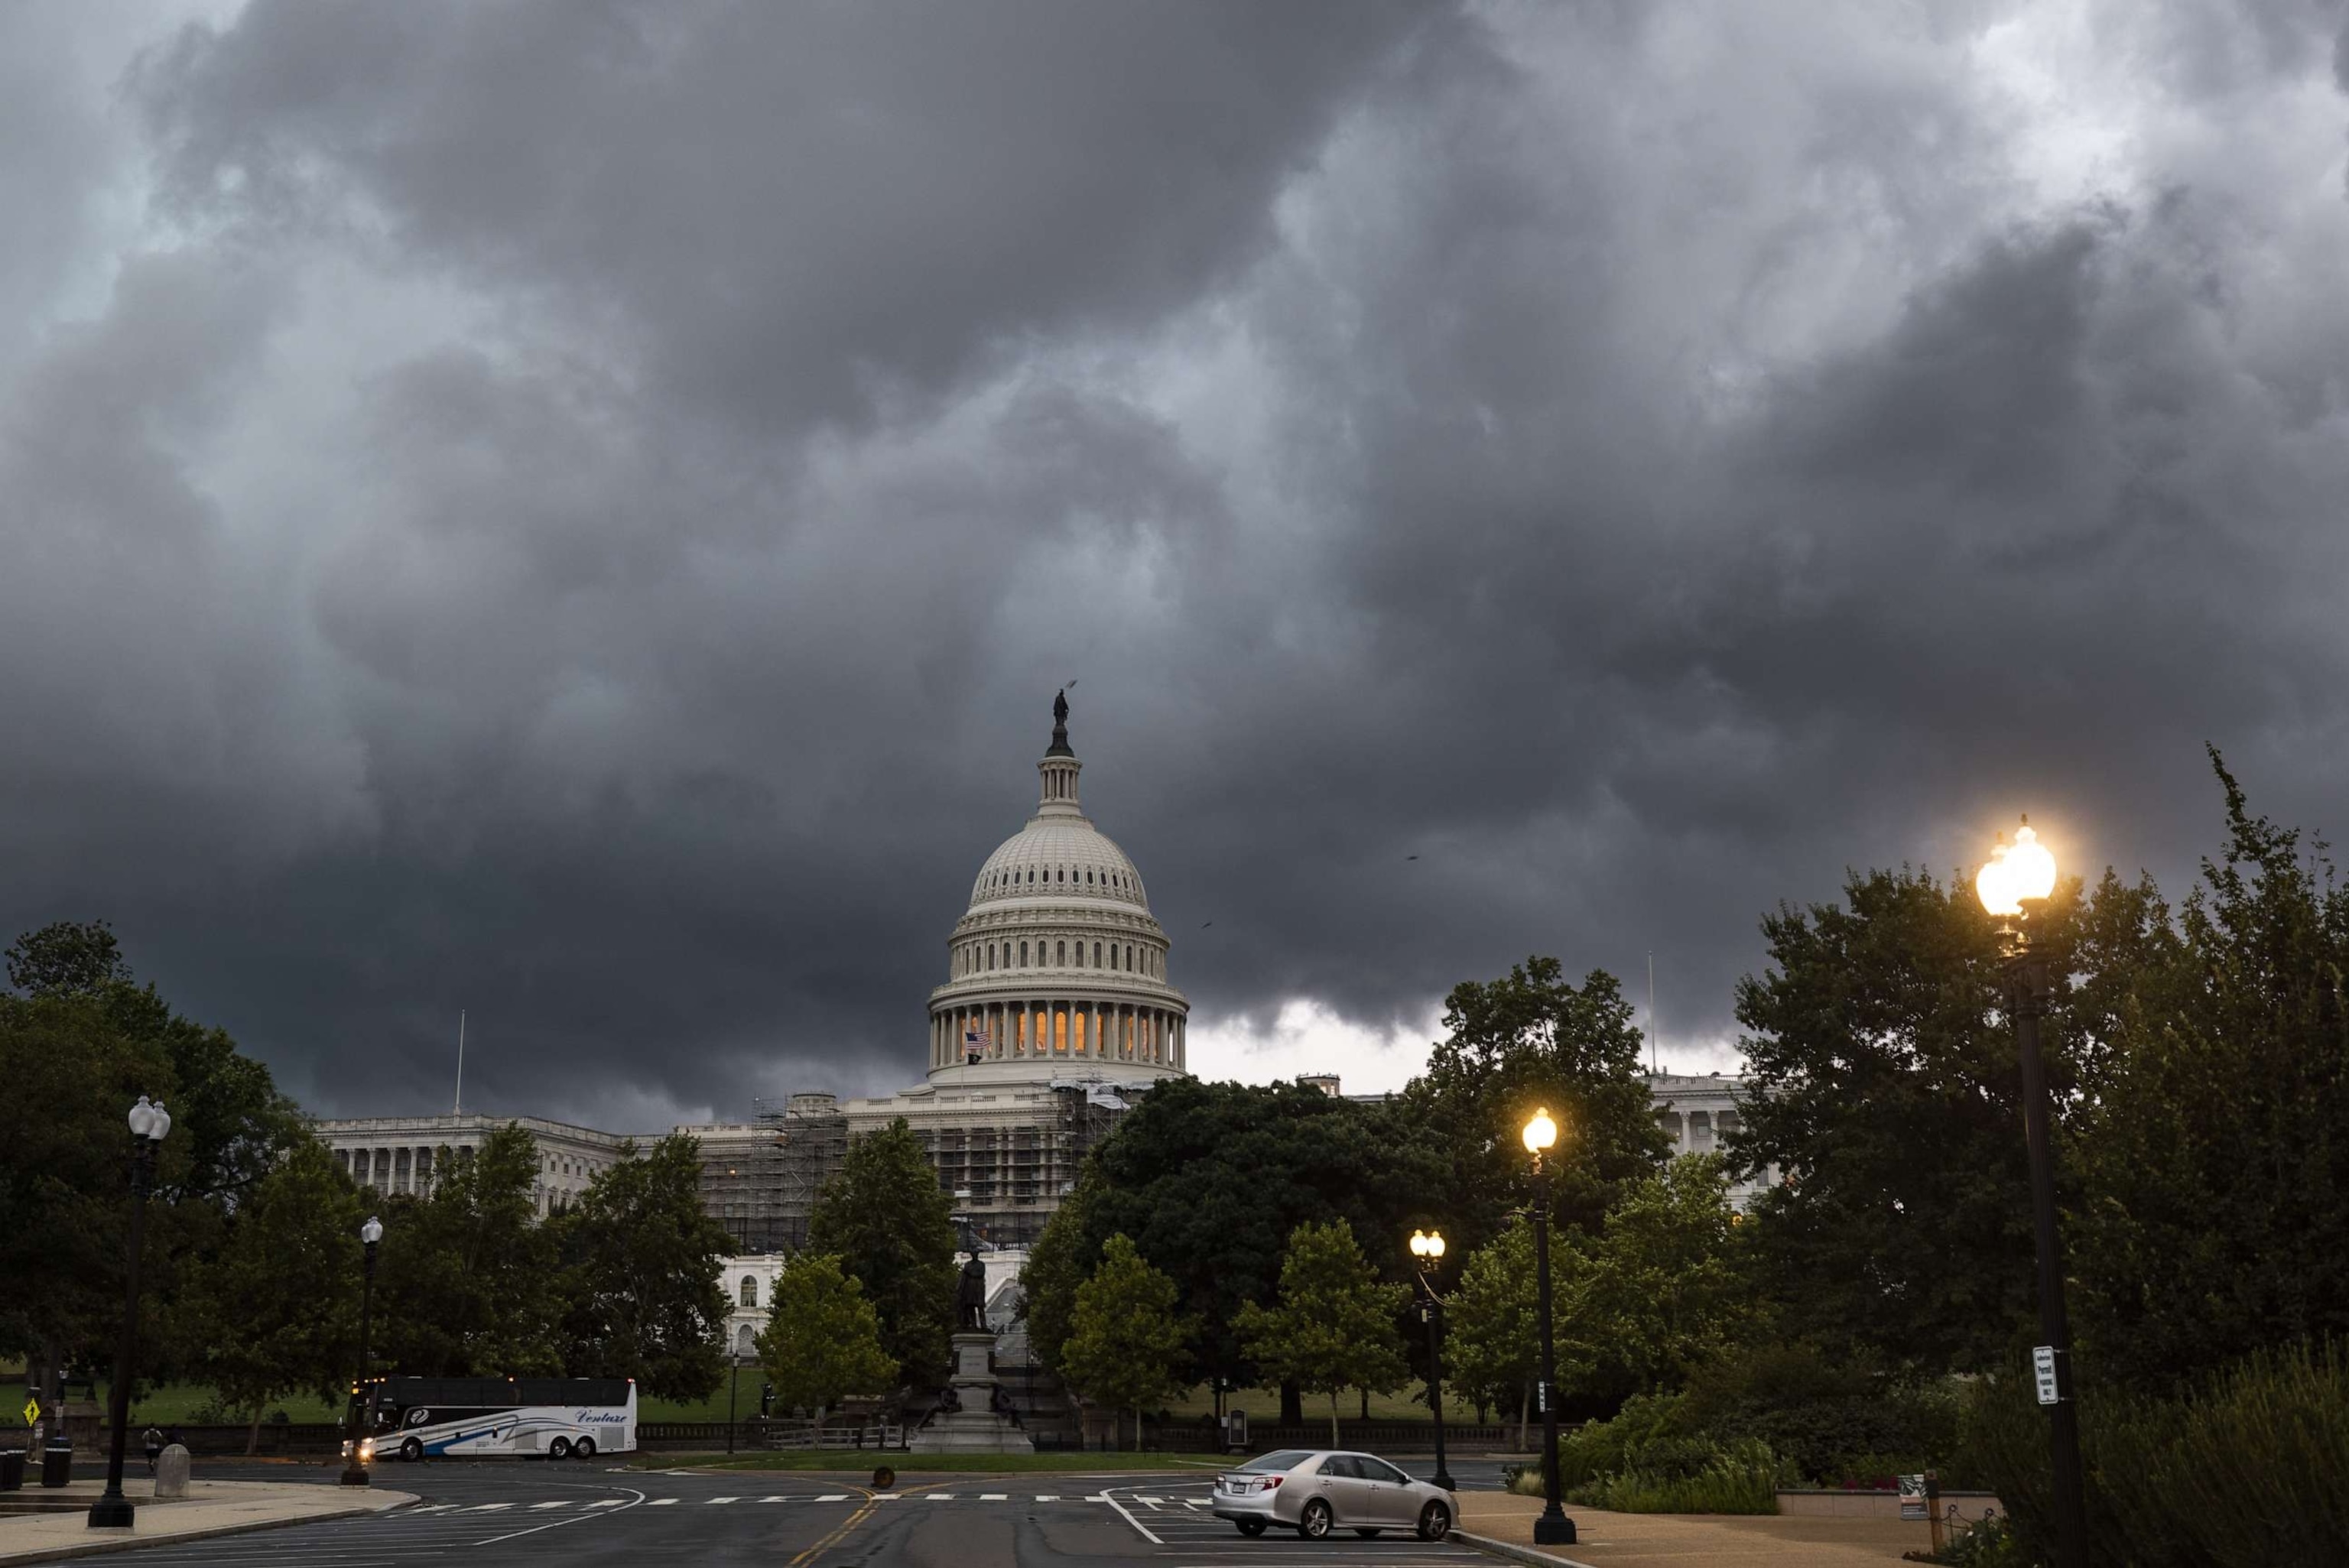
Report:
21,1397,37,1427
2032,1345,2060,1405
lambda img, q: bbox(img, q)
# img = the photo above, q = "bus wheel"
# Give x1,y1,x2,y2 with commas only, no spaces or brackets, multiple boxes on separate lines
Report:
573,1437,596,1459
399,1438,422,1462
548,1437,572,1460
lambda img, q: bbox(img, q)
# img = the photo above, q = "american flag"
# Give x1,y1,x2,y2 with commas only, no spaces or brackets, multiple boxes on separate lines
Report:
965,1027,989,1061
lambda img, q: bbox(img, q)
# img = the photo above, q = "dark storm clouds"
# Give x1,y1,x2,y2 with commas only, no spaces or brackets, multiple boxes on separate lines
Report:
5,0,2347,1125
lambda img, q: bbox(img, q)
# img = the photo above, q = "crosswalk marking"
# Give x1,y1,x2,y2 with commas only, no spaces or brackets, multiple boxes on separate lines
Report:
980,1493,1007,1500
1035,1494,1060,1501
466,1501,512,1511
587,1498,625,1508
528,1499,572,1509
927,1493,957,1501
815,1493,851,1501
648,1496,678,1505
709,1496,739,1504
760,1495,790,1502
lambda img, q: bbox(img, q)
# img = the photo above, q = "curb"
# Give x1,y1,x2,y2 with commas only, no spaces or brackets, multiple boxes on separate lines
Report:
1454,1527,1600,1568
0,1490,415,1565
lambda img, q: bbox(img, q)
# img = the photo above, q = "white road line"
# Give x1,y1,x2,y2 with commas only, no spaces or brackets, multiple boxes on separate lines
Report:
648,1496,679,1505
927,1493,958,1501
1034,1493,1060,1501
980,1492,1007,1500
1102,1491,1164,1545
528,1499,572,1509
759,1494,790,1501
709,1495,740,1504
816,1493,851,1501
464,1501,512,1511
475,1483,648,1547
586,1498,625,1508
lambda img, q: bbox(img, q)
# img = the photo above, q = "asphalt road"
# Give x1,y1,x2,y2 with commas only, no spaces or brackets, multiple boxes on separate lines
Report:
84,1455,1509,1567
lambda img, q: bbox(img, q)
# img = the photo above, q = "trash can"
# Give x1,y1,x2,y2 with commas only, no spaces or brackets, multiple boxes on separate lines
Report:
0,1449,26,1491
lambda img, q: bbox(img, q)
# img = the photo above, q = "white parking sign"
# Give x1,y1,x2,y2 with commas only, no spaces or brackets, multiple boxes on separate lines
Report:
2032,1346,2060,1405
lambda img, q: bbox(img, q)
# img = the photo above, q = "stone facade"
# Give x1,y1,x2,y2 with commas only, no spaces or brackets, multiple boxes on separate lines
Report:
313,1112,632,1216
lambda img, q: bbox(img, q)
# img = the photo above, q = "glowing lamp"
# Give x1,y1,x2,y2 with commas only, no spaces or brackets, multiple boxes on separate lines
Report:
360,1216,383,1245
1522,1107,1558,1156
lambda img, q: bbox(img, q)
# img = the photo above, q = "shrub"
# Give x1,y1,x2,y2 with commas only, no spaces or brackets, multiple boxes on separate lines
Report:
1567,1440,1780,1514
1964,1338,2349,1567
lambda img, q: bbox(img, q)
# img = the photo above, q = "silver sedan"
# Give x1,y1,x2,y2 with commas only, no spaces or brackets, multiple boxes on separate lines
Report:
1210,1449,1455,1540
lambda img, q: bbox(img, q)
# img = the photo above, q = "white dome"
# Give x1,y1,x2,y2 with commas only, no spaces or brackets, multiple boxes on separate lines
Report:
924,692,1188,1086
970,821,1149,912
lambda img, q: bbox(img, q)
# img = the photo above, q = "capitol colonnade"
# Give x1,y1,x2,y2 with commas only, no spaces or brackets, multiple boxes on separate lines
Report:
930,1001,1184,1069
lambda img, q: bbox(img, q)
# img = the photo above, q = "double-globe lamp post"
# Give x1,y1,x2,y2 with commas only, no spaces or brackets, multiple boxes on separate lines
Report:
1407,1229,1457,1494
1522,1107,1577,1547
88,1096,171,1531
340,1216,385,1486
1975,817,2088,1568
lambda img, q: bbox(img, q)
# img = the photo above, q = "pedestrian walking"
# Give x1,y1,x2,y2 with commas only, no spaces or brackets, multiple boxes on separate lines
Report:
141,1424,164,1475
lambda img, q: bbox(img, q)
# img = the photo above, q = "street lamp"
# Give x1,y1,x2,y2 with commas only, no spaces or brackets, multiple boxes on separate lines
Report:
340,1216,385,1486
88,1096,171,1530
1976,816,2087,1568
1520,1108,1576,1547
1408,1229,1457,1493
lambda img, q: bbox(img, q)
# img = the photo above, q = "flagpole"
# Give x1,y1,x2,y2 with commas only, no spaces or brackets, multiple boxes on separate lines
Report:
453,1010,466,1115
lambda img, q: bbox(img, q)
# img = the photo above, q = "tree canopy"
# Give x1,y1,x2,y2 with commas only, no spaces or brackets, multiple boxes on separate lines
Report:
755,1253,897,1416
806,1118,956,1388
553,1134,734,1400
1058,1234,1194,1448
1236,1218,1409,1446
373,1122,564,1378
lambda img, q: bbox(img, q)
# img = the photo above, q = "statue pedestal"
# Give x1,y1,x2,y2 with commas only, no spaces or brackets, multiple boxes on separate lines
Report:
908,1333,1035,1454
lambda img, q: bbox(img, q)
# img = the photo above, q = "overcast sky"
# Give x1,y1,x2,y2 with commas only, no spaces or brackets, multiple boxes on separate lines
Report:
5,0,2346,1128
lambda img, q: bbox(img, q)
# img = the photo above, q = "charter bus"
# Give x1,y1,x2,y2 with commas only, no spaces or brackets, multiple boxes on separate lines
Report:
344,1375,636,1462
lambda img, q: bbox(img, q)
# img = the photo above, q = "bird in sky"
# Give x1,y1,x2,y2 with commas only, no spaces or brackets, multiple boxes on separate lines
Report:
1405,854,1419,860
1200,920,1213,929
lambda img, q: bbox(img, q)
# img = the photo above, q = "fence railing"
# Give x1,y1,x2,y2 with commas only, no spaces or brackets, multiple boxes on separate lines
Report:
142,1423,347,1456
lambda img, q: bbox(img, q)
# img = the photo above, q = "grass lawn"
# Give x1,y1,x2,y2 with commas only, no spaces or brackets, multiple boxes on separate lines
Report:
645,1450,1232,1473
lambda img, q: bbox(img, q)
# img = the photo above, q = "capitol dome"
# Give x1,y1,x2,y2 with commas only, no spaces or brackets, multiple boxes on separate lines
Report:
926,691,1189,1084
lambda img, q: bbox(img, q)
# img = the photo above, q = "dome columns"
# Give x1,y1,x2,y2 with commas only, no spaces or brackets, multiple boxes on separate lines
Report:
930,997,1185,1070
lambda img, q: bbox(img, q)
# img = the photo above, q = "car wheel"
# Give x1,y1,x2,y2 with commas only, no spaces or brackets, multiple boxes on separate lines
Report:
1418,1499,1453,1540
548,1437,572,1460
399,1437,422,1462
573,1436,596,1459
1297,1499,1334,1540
1235,1520,1266,1537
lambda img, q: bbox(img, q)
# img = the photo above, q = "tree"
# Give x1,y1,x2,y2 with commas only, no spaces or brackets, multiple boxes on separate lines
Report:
374,1123,564,1377
1058,1235,1194,1450
1055,1079,1451,1417
754,1254,896,1418
1236,1219,1409,1446
1019,1187,1092,1377
1402,957,1672,1247
1576,1155,1751,1397
181,1138,363,1451
1443,1216,1542,1444
554,1134,734,1400
4,919,132,996
1728,867,2055,1375
806,1118,956,1388
2067,754,2349,1391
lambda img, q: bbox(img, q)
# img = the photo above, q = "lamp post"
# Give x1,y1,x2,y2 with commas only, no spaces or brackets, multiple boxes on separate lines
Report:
1408,1229,1457,1493
1976,817,2087,1568
1521,1108,1576,1547
87,1096,171,1530
727,1353,742,1456
340,1216,384,1486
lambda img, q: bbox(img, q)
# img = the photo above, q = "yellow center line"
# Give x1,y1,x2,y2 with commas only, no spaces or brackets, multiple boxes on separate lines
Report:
788,1479,961,1566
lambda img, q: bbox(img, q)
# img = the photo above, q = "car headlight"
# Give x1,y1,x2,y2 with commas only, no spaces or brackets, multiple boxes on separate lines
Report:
359,1440,375,1461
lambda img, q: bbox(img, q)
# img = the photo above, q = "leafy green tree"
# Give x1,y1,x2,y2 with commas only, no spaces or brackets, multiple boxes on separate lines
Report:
806,1118,956,1387
4,919,132,995
1236,1218,1409,1446
1019,1187,1092,1376
1577,1155,1751,1397
181,1138,364,1451
375,1123,564,1377
553,1134,734,1399
1729,867,2056,1375
1058,1235,1194,1450
1057,1079,1450,1417
1401,957,1672,1247
2068,755,2349,1390
1444,1216,1541,1443
755,1254,897,1418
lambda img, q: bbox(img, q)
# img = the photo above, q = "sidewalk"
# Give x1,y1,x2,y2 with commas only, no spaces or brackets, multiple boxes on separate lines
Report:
1457,1490,1946,1568
0,1478,413,1564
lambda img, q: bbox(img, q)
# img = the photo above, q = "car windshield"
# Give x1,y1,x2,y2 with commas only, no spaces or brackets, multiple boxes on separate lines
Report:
1236,1450,1315,1473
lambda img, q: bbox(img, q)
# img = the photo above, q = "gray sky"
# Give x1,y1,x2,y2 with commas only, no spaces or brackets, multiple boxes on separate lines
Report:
5,0,2346,1128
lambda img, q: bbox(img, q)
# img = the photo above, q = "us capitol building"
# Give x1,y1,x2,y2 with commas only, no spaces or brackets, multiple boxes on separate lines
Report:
314,693,1191,1251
